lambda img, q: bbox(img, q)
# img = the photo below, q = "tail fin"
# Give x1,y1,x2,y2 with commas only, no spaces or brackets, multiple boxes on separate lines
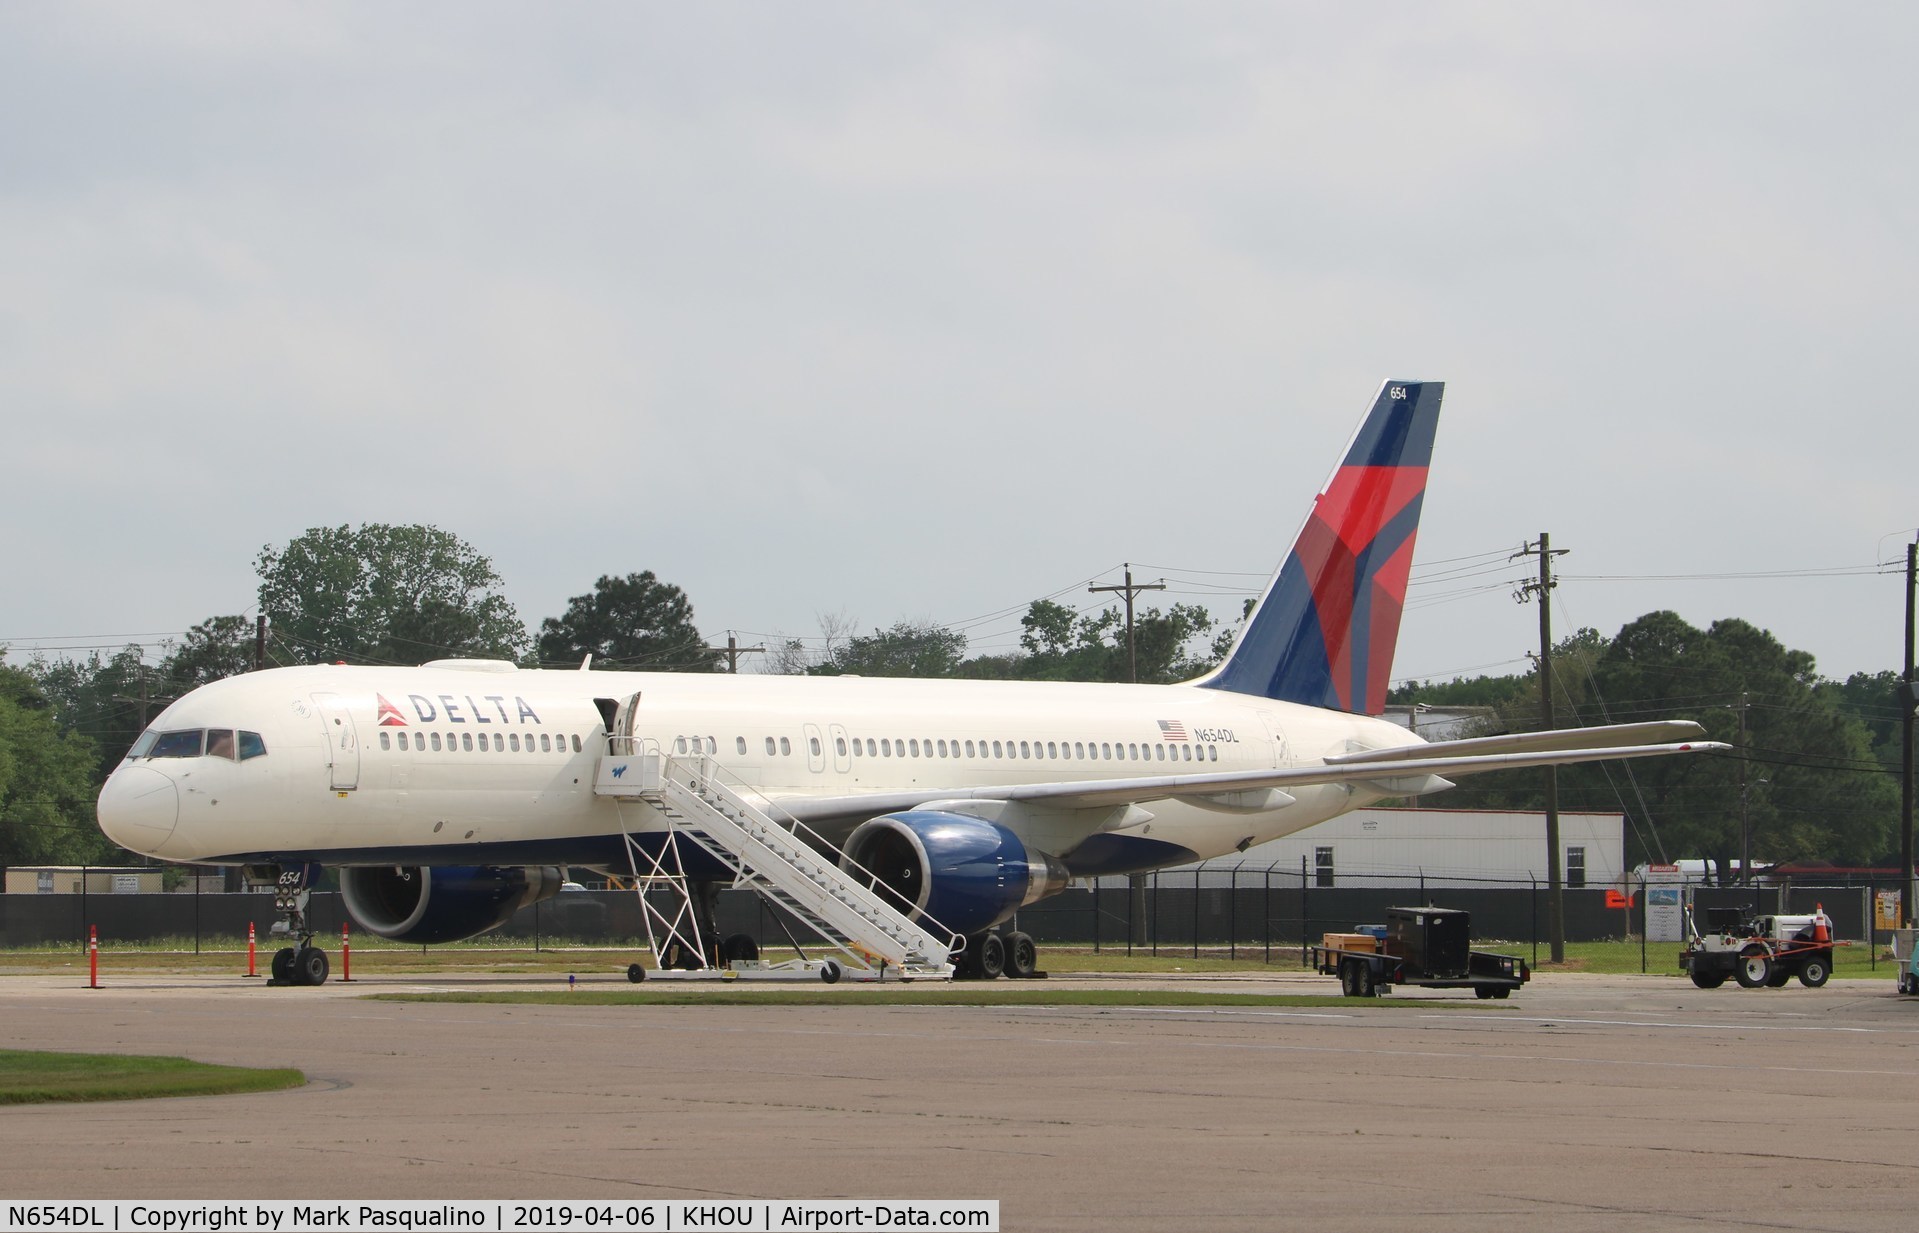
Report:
1198,380,1443,713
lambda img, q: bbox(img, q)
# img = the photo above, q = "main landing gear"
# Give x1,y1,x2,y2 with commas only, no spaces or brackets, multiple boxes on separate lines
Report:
954,929,1043,981
265,865,330,987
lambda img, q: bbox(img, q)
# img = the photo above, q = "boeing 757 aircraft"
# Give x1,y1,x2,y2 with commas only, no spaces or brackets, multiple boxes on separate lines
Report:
97,381,1723,983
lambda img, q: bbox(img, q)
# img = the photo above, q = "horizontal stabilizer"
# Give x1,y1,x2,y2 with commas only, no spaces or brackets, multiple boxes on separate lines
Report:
1325,721,1710,766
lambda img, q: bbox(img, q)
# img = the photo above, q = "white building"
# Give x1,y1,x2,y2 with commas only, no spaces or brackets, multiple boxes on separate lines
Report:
1133,807,1628,890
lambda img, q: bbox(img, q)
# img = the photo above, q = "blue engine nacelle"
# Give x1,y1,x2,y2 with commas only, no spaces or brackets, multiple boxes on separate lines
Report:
339,864,565,944
840,811,1071,937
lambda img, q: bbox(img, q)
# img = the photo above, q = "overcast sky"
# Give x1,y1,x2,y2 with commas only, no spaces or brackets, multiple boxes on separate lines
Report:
3,3,1914,689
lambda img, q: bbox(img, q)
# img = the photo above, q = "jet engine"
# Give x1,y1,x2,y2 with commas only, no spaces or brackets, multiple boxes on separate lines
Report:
840,810,1070,937
339,864,565,944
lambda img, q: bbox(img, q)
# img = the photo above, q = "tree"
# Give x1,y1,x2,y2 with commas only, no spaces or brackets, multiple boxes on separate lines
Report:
28,646,156,779
256,524,528,665
535,572,720,671
1429,613,1896,876
161,615,257,692
999,599,1223,684
813,620,969,678
0,664,113,867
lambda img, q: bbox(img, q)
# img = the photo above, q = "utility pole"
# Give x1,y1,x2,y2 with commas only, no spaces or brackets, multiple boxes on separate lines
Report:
255,615,268,672
704,632,765,675
1733,691,1752,885
1514,533,1569,963
1903,541,1916,926
1089,563,1166,684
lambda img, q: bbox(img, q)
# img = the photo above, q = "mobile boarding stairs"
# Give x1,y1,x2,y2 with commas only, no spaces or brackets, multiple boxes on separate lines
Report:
593,740,960,982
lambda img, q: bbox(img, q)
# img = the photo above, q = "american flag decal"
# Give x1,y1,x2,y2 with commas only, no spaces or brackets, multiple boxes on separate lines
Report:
1157,720,1188,741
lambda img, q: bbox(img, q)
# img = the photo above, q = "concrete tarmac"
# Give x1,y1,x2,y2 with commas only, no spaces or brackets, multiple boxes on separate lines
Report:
4,968,1919,1231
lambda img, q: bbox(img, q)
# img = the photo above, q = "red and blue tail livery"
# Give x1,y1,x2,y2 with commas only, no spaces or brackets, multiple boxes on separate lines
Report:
1201,380,1443,714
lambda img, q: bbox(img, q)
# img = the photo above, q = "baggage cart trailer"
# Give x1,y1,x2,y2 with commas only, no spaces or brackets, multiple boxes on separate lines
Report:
1310,906,1529,999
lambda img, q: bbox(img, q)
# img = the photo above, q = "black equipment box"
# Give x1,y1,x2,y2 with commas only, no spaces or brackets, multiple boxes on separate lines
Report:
1386,906,1471,978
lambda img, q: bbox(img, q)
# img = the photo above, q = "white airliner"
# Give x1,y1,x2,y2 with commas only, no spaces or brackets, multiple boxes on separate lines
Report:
97,381,1723,983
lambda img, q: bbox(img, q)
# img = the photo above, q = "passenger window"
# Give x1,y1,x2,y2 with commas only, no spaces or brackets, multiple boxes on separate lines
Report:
150,730,204,758
965,740,975,757
510,733,521,752
810,736,822,757
379,732,391,751
462,733,474,752
992,741,1002,758
936,739,947,758
1019,741,1030,759
431,732,443,752
1127,743,1137,759
766,737,777,755
836,737,847,756
1209,745,1218,761
1046,742,1057,759
541,733,552,752
909,739,920,758
1074,742,1084,759
738,736,748,755
1155,744,1165,760
704,736,715,754
779,736,791,756
881,739,892,757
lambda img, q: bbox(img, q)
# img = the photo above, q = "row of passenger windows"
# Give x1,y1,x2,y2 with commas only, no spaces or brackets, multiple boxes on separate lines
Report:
669,733,1219,764
379,730,583,754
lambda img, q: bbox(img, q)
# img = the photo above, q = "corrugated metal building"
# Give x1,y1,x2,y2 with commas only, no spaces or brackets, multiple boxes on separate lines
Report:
1133,807,1627,890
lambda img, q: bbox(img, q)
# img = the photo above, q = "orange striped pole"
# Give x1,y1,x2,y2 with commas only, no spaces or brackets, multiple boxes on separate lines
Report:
340,922,352,983
245,921,259,978
88,925,98,989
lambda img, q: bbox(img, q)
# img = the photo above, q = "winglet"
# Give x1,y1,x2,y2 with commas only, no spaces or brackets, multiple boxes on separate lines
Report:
1199,380,1443,713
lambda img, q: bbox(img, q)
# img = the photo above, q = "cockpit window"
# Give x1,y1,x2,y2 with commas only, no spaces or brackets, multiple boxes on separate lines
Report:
238,731,266,760
128,731,159,759
206,729,236,760
148,730,205,758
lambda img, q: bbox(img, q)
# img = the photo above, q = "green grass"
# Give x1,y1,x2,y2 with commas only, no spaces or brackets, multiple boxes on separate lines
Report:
1,939,1900,979
0,1050,305,1105
371,987,1430,1009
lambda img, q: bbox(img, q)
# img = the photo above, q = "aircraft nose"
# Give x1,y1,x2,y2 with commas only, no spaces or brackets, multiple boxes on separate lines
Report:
97,765,179,853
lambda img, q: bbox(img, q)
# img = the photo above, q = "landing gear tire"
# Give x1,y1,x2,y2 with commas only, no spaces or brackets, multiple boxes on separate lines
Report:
819,959,842,985
1735,945,1773,989
1690,968,1729,989
976,932,1006,980
270,947,297,983
296,947,330,987
1003,932,1039,979
1798,955,1831,988
627,963,646,984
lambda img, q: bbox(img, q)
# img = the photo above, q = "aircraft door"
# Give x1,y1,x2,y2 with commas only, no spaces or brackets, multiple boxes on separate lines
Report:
609,692,642,753
803,723,827,774
828,722,853,773
312,692,361,790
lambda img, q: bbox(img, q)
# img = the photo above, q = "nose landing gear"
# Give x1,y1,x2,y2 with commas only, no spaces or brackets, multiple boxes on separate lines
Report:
265,866,330,987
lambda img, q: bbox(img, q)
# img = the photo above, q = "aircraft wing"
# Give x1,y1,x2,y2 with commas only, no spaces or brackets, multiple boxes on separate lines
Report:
773,729,1729,832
